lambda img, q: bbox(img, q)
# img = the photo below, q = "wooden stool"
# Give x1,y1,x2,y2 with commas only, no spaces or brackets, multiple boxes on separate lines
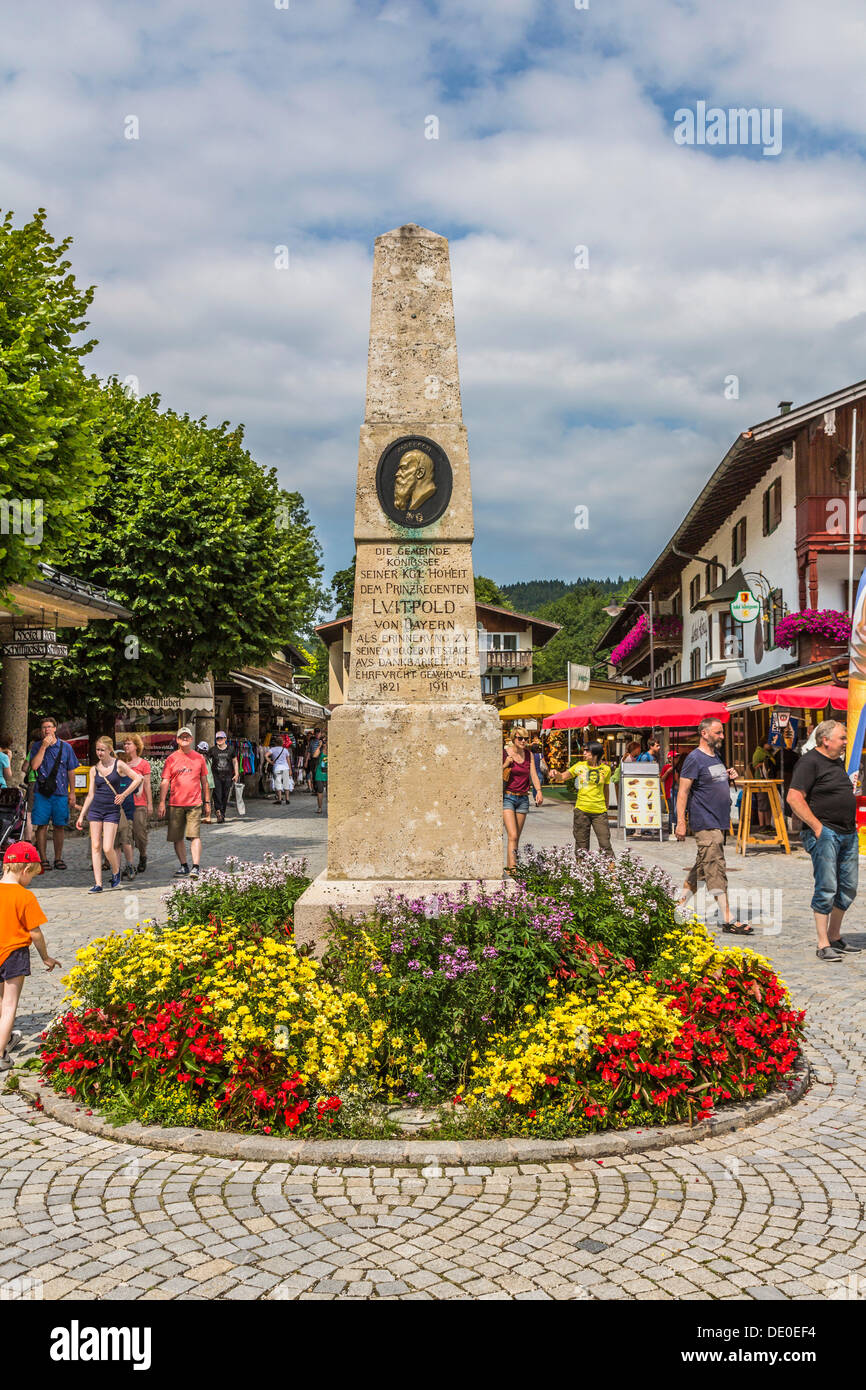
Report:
735,778,791,855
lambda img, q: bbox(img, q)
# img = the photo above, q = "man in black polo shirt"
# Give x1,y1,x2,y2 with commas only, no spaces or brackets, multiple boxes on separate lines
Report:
787,719,862,963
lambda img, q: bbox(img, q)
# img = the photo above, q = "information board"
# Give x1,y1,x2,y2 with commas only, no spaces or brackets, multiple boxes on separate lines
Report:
617,760,664,842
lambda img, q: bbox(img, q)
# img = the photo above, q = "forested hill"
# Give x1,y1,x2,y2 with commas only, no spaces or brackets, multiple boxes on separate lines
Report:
499,577,639,684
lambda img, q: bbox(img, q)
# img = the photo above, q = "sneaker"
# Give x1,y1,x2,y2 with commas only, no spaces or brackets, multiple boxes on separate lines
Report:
189,865,200,879
816,945,843,962
7,1030,23,1053
137,856,147,874
173,863,190,877
88,884,103,894
830,937,862,953
110,871,122,889
0,1053,12,1072
124,864,136,881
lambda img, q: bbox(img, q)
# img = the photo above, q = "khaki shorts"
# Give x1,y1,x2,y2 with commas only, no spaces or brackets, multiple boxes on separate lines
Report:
166,804,202,843
686,827,728,895
119,805,149,855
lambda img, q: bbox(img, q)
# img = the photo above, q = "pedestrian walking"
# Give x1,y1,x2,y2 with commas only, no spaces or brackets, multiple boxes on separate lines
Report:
157,727,210,880
786,719,862,963
305,728,323,793
502,730,544,871
268,740,294,805
28,717,79,872
312,733,328,814
0,842,61,1072
118,734,152,875
0,734,13,789
552,741,614,857
675,716,749,933
636,736,661,763
76,737,144,893
209,732,238,824
198,741,215,821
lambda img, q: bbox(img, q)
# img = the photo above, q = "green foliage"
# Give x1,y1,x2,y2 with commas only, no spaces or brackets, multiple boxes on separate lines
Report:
300,637,330,705
330,556,356,617
473,575,512,608
527,579,637,684
164,853,311,937
515,844,678,969
30,380,325,723
0,208,108,591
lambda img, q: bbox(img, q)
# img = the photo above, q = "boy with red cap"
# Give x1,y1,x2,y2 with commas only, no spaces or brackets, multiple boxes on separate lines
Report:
0,842,60,1071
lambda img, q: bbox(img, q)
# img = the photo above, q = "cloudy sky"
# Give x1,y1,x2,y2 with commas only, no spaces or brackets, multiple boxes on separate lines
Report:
5,0,866,605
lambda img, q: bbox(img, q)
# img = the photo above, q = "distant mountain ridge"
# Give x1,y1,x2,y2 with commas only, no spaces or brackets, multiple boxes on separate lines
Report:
497,576,639,683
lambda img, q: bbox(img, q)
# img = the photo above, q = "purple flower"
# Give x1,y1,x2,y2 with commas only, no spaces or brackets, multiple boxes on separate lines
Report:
407,959,421,971
422,969,434,979
370,961,383,974
481,945,498,959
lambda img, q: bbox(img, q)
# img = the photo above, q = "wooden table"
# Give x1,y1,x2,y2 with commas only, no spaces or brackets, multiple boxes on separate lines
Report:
735,778,791,855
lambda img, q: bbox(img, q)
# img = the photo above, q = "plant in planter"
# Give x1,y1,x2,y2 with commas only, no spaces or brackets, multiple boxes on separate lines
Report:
773,608,850,653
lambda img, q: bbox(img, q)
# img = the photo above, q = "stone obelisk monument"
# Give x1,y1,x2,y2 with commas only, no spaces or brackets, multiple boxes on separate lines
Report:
294,224,504,950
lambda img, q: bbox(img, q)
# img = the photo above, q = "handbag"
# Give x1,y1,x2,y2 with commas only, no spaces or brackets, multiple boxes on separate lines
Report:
36,743,64,798
233,780,246,816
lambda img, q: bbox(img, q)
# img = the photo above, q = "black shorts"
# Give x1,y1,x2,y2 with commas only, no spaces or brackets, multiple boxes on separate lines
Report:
0,946,31,981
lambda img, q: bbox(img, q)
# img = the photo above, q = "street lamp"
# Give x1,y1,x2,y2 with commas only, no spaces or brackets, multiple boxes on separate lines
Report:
603,590,656,694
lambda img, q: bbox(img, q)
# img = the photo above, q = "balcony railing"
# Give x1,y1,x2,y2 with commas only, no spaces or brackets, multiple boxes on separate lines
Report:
796,494,866,545
481,649,533,670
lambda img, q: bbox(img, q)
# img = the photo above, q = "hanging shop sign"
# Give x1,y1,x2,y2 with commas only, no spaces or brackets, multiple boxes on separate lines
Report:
3,628,68,660
730,589,760,624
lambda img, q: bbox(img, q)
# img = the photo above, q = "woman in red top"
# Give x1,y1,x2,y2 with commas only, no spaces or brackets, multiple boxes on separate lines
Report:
502,730,543,873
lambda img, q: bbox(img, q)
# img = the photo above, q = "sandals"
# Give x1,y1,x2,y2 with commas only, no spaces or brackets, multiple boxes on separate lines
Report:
53,859,67,870
721,921,754,935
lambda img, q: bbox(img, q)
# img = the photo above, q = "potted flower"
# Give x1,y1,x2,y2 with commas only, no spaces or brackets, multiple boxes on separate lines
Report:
773,609,851,664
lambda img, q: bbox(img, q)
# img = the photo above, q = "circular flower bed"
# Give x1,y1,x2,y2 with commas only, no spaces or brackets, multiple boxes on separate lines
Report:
39,848,805,1140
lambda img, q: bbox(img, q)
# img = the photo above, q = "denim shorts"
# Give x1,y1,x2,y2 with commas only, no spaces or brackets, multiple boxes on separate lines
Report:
0,946,31,980
503,792,530,813
800,824,859,914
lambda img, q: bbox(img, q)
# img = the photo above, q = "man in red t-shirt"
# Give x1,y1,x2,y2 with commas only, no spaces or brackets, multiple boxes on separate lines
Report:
158,726,211,879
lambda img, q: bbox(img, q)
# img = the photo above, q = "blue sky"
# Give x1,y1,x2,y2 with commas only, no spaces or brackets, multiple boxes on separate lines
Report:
4,0,866,609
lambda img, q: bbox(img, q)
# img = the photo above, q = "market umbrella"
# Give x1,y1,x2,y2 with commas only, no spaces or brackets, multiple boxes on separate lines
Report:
757,684,848,712
499,693,570,721
613,698,731,728
541,702,637,730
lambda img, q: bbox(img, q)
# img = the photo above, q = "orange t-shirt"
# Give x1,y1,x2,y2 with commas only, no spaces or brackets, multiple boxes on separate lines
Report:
0,882,47,968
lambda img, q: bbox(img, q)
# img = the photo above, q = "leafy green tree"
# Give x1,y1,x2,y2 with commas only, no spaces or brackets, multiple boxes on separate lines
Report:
473,575,512,608
298,638,331,706
31,381,325,749
0,208,108,590
330,557,356,617
529,580,637,684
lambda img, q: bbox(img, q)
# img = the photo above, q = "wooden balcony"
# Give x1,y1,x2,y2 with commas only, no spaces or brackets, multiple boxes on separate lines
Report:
481,649,533,670
796,494,866,550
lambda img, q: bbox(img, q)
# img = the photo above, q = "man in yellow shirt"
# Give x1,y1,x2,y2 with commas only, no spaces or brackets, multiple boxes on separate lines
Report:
552,741,614,857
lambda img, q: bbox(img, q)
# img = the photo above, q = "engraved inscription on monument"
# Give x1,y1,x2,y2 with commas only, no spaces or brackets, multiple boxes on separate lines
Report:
349,538,479,702
375,435,453,528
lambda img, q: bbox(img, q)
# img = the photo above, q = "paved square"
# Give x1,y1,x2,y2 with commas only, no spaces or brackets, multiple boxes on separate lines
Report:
2,799,864,1301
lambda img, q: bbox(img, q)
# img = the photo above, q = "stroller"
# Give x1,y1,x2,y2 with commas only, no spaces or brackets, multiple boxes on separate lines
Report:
0,786,27,852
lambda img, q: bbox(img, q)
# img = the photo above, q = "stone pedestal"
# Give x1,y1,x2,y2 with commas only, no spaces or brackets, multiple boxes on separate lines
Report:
294,224,507,954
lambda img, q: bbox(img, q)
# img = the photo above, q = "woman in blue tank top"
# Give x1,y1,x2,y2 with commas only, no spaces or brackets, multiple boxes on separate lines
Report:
75,736,144,894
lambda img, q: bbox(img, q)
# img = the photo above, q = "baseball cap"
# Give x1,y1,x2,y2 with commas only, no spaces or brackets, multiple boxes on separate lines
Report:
177,726,193,738
216,730,227,739
3,842,42,872
197,741,209,751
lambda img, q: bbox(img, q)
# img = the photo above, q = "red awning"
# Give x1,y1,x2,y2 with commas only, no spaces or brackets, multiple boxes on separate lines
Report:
757,684,848,711
543,698,730,730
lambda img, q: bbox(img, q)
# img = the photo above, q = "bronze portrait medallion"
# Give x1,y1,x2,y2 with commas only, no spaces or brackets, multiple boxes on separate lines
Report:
375,435,453,527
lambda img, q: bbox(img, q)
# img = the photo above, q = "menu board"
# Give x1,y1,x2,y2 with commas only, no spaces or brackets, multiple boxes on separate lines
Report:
617,761,663,839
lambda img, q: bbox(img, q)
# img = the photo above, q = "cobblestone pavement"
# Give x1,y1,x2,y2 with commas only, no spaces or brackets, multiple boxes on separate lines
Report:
2,801,864,1301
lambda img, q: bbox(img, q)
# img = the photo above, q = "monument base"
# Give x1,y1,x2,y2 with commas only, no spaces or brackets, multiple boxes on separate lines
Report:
294,870,515,957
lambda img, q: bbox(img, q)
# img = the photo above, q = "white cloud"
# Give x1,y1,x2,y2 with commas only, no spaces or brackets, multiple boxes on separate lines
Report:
3,0,866,592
